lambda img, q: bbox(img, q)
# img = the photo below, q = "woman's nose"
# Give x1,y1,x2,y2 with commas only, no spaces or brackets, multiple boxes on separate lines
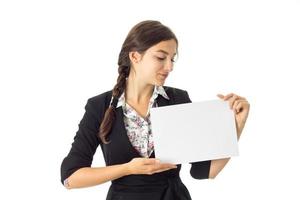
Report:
165,60,174,72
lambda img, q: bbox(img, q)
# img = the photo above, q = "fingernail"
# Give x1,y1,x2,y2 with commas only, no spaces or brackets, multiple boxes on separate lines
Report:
156,159,160,163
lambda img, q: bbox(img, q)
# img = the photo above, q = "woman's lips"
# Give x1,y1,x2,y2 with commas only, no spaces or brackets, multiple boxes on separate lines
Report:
158,73,168,79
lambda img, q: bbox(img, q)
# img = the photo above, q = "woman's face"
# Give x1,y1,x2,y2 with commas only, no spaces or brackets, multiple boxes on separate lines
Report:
130,39,177,86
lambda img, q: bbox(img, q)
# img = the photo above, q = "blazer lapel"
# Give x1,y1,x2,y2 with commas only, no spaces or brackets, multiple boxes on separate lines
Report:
156,93,171,107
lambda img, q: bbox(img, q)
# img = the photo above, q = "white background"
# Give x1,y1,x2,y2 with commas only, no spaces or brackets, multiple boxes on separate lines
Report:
1,0,299,199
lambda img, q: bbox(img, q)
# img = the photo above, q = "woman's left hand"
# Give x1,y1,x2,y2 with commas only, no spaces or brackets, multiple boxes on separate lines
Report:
217,93,250,138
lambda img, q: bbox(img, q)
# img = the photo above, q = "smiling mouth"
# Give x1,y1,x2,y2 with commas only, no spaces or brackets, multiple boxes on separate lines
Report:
158,74,168,79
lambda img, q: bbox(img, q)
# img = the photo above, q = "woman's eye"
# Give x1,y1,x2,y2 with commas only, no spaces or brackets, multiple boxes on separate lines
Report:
156,56,176,63
157,57,166,61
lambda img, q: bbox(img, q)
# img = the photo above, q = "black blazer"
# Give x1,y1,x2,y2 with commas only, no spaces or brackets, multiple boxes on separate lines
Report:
60,86,211,199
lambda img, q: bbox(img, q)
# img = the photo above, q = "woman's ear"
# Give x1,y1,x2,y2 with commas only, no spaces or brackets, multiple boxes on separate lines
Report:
129,51,142,64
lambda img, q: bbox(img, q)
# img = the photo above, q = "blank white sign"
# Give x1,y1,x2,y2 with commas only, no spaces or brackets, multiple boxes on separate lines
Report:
149,100,239,164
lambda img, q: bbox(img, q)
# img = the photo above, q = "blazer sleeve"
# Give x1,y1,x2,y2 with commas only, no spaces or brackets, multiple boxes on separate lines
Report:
60,99,101,185
184,90,212,179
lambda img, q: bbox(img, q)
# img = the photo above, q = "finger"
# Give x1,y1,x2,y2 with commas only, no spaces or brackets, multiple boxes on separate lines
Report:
229,95,239,109
237,100,250,113
234,101,247,114
143,158,160,165
151,164,177,173
158,163,177,169
145,165,170,175
217,94,224,99
152,167,176,174
151,169,165,174
235,102,243,113
223,93,235,100
232,99,243,113
224,93,246,101
144,161,176,175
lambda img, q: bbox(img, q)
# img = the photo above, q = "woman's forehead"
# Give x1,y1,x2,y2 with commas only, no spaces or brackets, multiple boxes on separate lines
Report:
148,40,177,55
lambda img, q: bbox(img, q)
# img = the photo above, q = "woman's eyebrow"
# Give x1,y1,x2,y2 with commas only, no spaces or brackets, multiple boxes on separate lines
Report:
156,49,177,56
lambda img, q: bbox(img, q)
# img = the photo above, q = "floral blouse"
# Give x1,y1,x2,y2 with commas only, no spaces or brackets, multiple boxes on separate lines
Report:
115,85,170,158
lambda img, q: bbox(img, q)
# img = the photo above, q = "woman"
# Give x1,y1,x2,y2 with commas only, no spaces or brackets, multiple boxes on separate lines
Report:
60,20,250,200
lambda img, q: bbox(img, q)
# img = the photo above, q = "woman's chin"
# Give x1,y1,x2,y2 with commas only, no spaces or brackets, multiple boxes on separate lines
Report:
155,80,165,86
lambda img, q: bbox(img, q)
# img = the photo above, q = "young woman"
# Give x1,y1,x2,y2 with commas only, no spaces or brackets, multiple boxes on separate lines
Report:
60,20,250,200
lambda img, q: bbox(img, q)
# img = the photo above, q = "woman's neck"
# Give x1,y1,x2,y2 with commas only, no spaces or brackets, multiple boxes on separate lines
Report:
125,75,154,104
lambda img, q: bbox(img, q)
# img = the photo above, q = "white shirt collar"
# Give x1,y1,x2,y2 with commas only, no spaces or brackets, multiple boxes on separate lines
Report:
115,85,169,108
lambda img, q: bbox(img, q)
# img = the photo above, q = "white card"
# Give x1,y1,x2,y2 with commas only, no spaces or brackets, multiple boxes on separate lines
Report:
150,100,239,164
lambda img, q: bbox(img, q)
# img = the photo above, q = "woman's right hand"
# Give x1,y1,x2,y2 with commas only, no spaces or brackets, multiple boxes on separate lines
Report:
125,158,177,175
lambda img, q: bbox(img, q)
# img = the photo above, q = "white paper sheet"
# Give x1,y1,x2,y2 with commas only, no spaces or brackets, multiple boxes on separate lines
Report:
149,99,239,164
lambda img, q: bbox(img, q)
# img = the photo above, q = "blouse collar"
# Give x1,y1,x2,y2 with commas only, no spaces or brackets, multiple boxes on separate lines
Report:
115,85,169,108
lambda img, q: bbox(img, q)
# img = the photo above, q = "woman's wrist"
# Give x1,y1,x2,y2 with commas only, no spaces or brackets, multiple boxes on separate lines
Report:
122,163,132,176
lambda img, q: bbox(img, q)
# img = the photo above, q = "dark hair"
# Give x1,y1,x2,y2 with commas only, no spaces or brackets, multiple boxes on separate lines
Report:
98,20,178,144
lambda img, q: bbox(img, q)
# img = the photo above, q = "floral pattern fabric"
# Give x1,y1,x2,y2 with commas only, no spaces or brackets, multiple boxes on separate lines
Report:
115,85,170,158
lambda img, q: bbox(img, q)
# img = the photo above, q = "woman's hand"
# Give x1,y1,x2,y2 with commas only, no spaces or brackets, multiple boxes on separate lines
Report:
217,93,250,139
125,158,177,175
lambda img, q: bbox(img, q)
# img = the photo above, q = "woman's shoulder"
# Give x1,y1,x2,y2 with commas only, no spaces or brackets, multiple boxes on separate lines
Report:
163,85,189,97
161,85,191,104
80,90,113,118
86,89,113,110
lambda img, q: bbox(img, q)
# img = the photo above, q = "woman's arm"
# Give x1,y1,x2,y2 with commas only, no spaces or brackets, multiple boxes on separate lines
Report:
209,133,241,179
209,127,243,178
65,164,129,189
209,93,250,179
209,158,231,179
65,158,177,189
